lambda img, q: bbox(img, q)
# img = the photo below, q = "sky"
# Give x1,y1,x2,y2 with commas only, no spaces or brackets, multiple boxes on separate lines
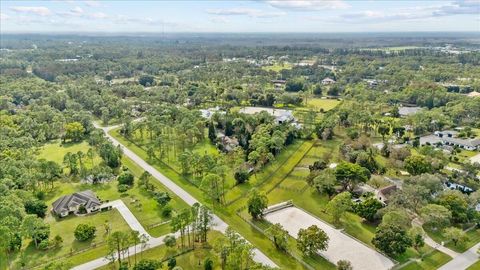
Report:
0,0,479,33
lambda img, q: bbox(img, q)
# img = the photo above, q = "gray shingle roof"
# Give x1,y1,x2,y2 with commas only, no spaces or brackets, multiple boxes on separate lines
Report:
52,190,101,214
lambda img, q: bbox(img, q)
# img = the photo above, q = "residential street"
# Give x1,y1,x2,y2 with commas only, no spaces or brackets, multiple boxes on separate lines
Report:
86,123,277,268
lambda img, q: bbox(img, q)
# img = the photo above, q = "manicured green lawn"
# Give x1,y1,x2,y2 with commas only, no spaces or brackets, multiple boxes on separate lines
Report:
399,250,452,270
14,209,131,269
305,98,341,111
37,140,102,166
261,62,293,72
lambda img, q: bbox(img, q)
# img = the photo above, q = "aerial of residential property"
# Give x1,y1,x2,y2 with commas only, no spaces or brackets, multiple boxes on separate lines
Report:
1,1,480,270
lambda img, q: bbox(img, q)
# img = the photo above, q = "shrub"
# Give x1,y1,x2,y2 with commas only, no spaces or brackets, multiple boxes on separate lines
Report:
74,224,96,241
167,257,176,270
118,184,129,193
234,169,250,185
154,192,171,207
52,235,63,248
38,239,49,250
162,205,173,218
204,258,214,270
118,171,134,186
25,199,48,218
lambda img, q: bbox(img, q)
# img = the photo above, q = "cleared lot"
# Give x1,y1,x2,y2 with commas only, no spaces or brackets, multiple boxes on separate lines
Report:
470,153,480,164
264,206,395,270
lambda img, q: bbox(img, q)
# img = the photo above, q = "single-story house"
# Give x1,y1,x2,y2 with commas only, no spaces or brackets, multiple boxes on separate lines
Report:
376,185,397,205
52,190,105,217
321,77,336,85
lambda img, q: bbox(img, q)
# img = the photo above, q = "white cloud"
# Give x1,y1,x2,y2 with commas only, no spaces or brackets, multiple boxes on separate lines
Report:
0,13,10,21
265,0,350,11
206,7,286,18
209,16,229,24
84,1,102,7
90,12,108,19
327,0,479,24
10,6,52,16
432,0,479,16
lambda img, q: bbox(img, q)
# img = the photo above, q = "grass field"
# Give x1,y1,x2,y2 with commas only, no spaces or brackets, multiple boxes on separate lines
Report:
261,62,293,72
305,98,341,111
37,140,102,166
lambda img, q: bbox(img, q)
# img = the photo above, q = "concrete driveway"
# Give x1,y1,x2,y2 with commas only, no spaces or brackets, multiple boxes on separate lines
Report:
264,206,395,270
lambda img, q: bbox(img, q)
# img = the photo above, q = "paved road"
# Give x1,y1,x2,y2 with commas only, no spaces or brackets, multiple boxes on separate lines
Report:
92,123,277,268
265,206,395,270
438,243,480,270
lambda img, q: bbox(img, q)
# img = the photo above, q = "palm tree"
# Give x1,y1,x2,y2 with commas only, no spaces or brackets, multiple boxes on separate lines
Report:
87,148,95,167
77,151,85,176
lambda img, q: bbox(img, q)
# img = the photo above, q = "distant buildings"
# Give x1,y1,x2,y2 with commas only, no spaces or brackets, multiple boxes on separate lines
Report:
238,107,296,125
199,107,225,120
271,79,287,91
420,130,480,151
321,77,336,85
363,79,388,87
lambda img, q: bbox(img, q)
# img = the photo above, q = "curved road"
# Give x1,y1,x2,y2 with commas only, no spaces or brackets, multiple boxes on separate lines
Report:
91,123,277,268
